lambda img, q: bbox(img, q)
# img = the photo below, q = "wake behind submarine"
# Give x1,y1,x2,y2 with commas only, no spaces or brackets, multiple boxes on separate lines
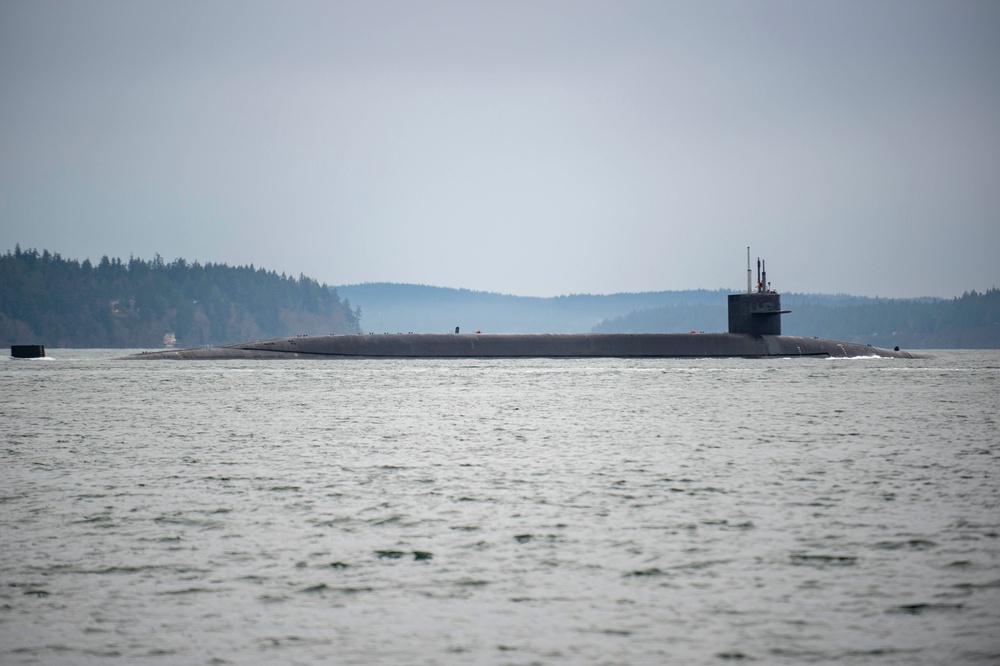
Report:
125,256,919,360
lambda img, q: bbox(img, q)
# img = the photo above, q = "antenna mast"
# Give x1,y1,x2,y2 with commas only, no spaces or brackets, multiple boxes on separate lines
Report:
746,247,751,294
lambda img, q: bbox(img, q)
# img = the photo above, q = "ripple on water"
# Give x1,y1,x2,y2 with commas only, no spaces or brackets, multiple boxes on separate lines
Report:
0,351,998,665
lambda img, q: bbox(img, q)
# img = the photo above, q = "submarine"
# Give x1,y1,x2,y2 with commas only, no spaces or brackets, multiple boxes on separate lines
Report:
124,256,919,360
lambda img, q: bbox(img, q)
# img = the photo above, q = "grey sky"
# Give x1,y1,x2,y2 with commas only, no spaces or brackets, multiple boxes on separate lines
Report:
2,1,997,298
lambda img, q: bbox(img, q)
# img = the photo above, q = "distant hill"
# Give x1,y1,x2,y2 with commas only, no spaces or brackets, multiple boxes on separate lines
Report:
594,290,1000,349
338,282,999,349
334,282,725,334
591,292,916,335
1,246,361,348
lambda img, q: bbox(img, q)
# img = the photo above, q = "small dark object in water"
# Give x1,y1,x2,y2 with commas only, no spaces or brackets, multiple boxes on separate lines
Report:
11,345,45,358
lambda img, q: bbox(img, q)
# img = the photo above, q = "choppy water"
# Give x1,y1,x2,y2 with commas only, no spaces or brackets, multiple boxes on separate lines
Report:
1,350,998,665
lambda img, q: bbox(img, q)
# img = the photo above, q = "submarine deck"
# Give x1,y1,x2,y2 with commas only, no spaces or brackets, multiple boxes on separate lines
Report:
124,333,919,360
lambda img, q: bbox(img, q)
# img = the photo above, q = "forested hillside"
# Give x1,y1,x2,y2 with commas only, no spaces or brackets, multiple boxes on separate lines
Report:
593,289,1000,349
1,247,361,348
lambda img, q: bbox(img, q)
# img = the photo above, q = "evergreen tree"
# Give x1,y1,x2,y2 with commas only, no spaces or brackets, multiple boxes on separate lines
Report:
0,247,362,347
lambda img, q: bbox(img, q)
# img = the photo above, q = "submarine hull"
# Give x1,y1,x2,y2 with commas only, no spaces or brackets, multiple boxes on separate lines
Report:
123,258,921,361
123,333,919,360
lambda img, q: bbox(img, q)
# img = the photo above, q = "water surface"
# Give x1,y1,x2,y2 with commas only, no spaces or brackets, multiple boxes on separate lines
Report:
2,351,998,664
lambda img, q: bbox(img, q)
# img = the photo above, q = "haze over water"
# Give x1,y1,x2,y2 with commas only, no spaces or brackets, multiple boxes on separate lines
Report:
2,350,998,665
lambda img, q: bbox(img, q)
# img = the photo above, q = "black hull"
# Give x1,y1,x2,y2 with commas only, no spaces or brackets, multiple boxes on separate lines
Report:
124,333,919,360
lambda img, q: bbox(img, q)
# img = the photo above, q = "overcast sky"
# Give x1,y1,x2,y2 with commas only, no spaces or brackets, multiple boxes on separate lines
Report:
1,1,998,298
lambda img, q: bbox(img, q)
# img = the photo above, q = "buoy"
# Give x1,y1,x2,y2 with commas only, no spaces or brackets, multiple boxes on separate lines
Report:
11,345,45,358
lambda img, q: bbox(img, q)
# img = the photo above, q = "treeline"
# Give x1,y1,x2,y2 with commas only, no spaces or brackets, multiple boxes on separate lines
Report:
593,289,1000,349
0,246,362,348
785,290,1000,348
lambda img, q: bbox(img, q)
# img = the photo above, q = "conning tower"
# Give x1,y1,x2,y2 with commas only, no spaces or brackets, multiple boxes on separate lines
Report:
728,249,789,336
